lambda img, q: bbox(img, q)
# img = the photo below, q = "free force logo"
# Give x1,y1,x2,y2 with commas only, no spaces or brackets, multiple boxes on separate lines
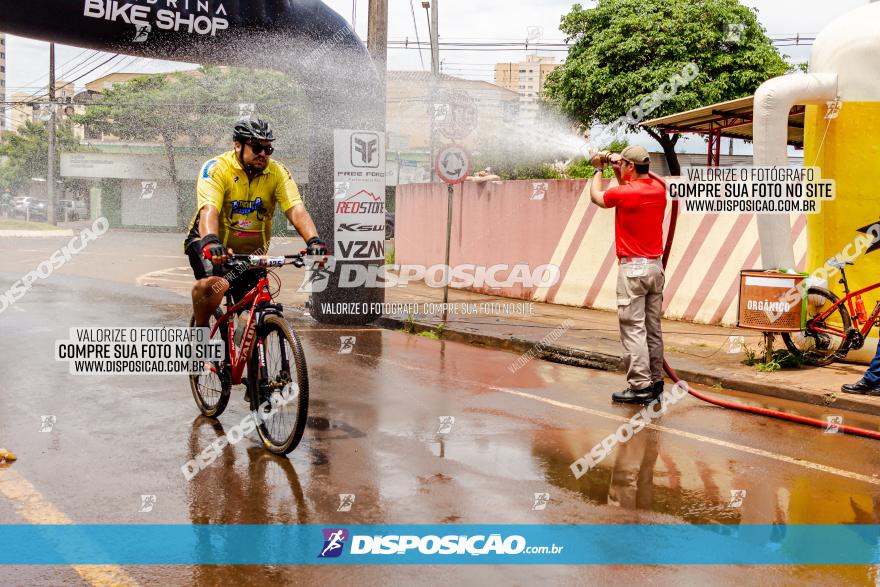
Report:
351,132,380,168
319,528,349,558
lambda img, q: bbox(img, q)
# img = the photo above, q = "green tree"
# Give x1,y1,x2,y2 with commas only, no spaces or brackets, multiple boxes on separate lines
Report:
566,139,629,178
544,0,789,174
0,120,81,193
74,66,307,227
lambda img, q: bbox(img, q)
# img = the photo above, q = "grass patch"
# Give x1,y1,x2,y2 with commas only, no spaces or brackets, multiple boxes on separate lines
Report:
410,321,445,340
0,218,61,231
742,342,803,372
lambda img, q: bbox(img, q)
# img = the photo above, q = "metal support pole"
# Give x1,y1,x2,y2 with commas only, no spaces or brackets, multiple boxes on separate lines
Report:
47,42,57,226
441,182,453,324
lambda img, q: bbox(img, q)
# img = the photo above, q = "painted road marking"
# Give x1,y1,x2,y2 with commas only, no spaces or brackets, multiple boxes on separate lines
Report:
0,468,139,585
490,386,880,487
353,342,880,487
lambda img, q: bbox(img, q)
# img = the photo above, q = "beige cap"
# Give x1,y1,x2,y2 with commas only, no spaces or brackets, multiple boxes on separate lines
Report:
621,145,650,165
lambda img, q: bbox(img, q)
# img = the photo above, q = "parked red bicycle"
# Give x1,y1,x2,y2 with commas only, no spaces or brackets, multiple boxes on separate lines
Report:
782,257,880,366
189,253,310,454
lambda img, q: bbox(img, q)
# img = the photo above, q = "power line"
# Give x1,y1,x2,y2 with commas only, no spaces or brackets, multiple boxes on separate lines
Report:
26,54,121,103
55,51,110,84
386,37,815,50
408,0,426,71
12,48,94,96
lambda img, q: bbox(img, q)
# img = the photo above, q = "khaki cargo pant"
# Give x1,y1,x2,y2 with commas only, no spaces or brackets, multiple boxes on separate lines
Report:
616,259,665,390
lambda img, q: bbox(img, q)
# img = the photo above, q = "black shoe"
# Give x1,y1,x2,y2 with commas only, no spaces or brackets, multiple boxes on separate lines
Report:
841,381,880,396
612,386,658,404
651,380,665,396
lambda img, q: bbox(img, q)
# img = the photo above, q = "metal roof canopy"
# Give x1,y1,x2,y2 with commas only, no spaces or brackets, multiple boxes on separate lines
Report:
640,95,805,166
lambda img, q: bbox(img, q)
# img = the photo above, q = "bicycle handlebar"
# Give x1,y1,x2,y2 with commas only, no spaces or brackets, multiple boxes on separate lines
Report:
228,253,307,269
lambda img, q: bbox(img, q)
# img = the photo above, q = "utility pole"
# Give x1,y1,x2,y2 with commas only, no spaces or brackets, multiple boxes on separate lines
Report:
47,42,57,226
422,1,439,181
430,1,439,77
367,0,388,89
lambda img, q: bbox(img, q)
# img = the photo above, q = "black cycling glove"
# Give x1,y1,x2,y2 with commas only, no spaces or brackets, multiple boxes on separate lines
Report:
306,237,330,257
201,234,227,261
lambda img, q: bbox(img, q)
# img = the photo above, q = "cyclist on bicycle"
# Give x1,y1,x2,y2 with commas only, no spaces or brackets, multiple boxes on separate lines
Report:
184,117,329,326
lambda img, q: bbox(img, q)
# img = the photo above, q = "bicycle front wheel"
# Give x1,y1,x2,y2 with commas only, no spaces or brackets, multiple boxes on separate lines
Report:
782,287,852,366
248,314,309,455
189,310,231,418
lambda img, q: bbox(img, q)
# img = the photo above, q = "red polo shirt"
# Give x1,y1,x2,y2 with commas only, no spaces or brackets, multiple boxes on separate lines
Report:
603,178,667,259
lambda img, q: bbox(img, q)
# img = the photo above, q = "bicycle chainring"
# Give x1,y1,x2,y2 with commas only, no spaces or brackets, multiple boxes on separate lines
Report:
846,328,865,350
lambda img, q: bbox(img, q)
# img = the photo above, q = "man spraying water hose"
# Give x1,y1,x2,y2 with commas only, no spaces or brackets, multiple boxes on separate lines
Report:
589,146,668,404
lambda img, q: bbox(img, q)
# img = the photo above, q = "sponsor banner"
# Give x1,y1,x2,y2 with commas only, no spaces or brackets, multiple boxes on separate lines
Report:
0,525,878,565
334,129,386,261
82,0,231,39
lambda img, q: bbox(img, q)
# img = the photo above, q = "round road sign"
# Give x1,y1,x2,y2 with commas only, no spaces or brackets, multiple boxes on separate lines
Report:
435,144,473,185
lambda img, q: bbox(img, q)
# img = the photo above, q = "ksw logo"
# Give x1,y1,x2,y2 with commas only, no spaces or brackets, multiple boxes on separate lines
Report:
351,132,380,168
337,223,384,233
318,528,349,558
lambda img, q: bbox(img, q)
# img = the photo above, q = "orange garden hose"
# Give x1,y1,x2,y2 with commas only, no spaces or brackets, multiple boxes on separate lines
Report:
660,200,880,440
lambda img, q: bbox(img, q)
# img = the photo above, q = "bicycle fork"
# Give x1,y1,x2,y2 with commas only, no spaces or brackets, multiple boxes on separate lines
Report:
256,338,271,408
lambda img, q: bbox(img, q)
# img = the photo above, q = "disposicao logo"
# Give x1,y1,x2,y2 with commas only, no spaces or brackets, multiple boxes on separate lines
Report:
318,528,349,558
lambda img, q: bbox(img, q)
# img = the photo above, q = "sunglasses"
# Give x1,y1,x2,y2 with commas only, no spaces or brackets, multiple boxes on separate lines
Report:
247,142,274,156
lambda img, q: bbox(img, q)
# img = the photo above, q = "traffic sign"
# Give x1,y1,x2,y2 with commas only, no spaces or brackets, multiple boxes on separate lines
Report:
435,144,473,185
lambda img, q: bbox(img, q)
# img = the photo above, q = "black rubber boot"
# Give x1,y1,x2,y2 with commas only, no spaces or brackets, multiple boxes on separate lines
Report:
612,386,659,404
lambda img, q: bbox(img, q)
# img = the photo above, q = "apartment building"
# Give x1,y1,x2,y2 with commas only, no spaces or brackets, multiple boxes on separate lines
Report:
494,55,559,120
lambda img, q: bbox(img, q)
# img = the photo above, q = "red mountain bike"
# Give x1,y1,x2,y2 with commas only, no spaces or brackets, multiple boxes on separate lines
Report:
782,257,880,366
189,253,310,454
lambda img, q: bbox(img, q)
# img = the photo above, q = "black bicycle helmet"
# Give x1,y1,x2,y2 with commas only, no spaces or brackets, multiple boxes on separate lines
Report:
233,117,275,142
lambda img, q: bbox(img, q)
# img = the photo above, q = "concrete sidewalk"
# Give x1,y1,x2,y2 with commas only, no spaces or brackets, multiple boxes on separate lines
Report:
371,281,880,418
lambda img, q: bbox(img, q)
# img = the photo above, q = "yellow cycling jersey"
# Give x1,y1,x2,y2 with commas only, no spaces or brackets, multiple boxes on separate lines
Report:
185,150,303,254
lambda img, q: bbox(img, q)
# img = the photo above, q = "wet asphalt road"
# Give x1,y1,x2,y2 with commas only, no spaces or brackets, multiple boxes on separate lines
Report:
1,233,880,585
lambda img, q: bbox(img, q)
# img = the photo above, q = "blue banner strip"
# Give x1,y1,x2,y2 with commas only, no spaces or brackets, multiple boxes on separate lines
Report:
0,525,877,565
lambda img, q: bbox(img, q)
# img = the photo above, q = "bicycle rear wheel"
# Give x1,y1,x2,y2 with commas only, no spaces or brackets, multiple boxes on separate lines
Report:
248,314,309,455
189,309,231,418
782,287,852,366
